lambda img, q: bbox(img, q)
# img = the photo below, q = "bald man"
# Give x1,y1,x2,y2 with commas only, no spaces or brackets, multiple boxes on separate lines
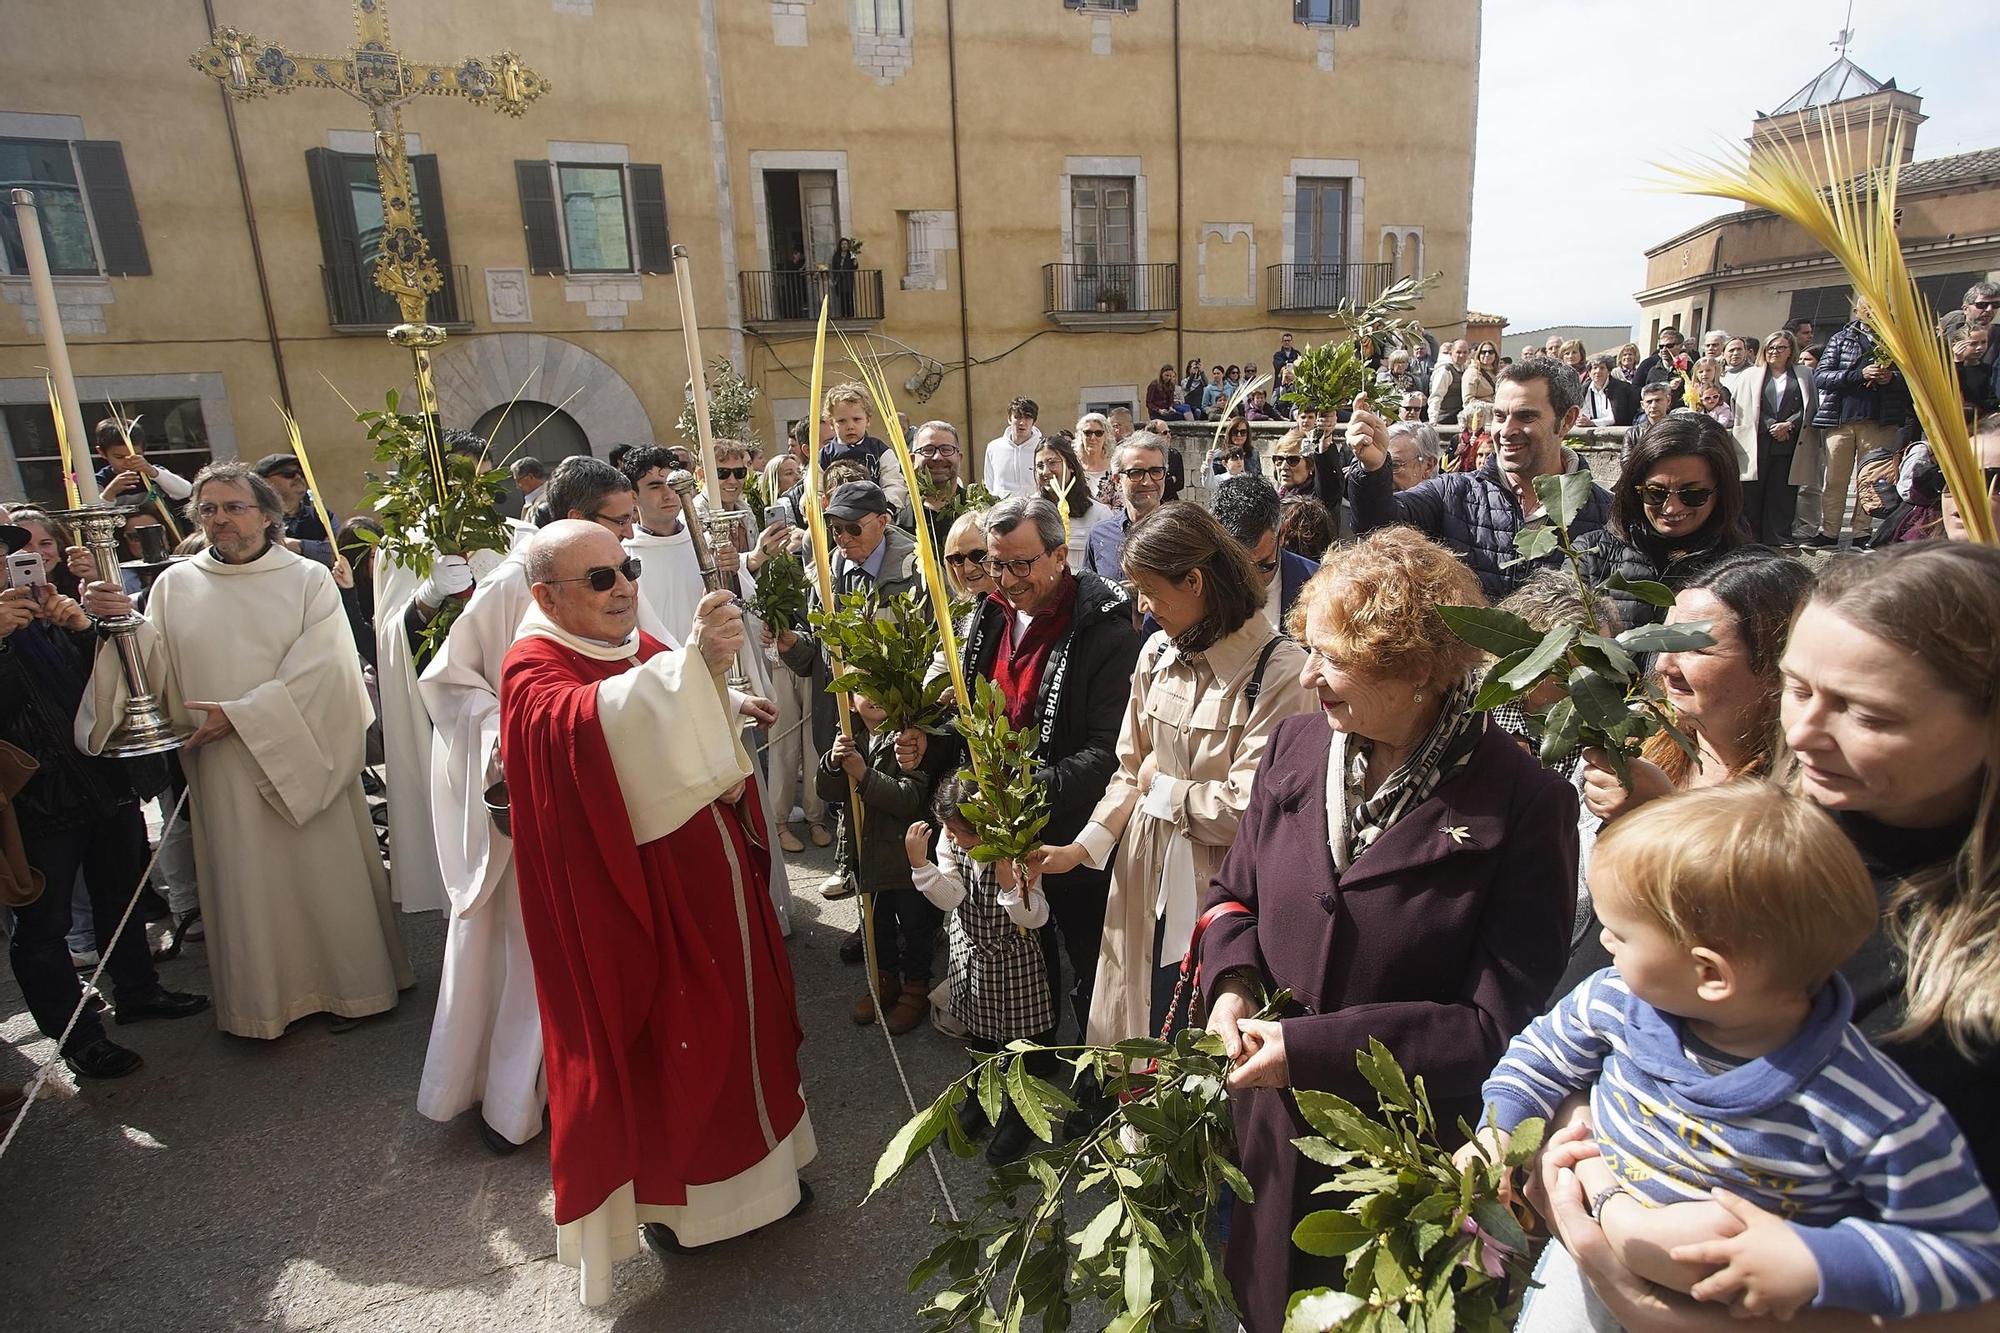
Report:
497,521,808,1305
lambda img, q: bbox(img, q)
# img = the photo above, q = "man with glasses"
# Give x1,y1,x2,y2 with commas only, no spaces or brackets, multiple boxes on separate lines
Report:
776,481,922,902
81,463,412,1040
416,456,752,1154
1083,434,1170,581
1211,474,1317,632
1637,327,1688,389
895,420,970,552
252,451,339,566
1385,421,1442,491
1399,390,1428,422
899,497,1141,1089
498,520,809,1290
1943,280,2000,389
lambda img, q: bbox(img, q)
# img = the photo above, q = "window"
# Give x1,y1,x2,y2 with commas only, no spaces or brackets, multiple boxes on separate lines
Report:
1063,0,1138,11
0,136,149,277
1071,176,1134,267
852,0,905,34
305,147,458,327
1786,285,1852,329
1295,0,1361,25
5,397,209,510
515,160,672,276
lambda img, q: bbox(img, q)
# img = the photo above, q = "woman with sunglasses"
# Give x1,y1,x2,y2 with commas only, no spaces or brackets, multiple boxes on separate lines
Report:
1036,436,1116,573
1462,341,1499,413
941,511,994,599
1577,414,1750,631
1208,416,1259,478
1072,413,1118,506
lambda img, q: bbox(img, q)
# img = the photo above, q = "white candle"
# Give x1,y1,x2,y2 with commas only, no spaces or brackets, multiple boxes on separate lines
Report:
11,189,99,504
669,244,725,513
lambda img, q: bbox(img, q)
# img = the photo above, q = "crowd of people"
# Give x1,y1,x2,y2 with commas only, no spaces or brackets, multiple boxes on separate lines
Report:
3,284,2000,1328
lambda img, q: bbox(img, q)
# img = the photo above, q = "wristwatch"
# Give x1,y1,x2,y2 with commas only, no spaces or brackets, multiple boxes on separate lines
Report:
1586,1182,1630,1221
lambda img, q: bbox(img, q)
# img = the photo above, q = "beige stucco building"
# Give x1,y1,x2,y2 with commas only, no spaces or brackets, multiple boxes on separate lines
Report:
1636,56,2000,353
1,0,1481,513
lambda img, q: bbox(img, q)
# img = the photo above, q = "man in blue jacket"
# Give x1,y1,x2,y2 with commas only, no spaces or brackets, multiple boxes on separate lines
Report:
1347,357,1611,598
1210,474,1315,634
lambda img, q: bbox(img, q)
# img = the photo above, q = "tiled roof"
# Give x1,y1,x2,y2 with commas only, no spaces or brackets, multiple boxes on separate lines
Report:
1769,57,1892,115
1464,311,1508,324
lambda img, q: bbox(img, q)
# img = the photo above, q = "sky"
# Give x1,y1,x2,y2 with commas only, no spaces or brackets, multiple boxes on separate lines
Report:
1466,0,2000,335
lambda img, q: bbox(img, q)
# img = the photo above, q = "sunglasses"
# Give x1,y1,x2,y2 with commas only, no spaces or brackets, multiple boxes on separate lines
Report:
1639,483,1715,509
1972,300,1999,310
1272,454,1304,465
943,549,988,568
1120,465,1167,481
831,520,868,538
1081,428,1106,437
989,552,1051,578
547,557,642,592
716,467,748,480
1252,557,1280,574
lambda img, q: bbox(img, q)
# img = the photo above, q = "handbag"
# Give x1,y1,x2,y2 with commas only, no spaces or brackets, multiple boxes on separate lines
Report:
1118,900,1253,1103
0,739,46,909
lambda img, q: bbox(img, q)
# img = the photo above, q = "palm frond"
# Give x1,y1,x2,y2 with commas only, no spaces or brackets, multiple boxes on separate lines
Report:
1652,111,1992,544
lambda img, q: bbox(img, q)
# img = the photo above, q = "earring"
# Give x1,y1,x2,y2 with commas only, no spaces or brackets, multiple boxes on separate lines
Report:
1412,689,1424,704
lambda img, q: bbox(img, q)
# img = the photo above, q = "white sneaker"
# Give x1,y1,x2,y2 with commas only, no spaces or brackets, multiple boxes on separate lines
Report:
818,872,855,900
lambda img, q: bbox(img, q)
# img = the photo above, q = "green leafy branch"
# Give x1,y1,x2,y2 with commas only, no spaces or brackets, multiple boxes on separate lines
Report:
871,1017,1280,1333
922,476,998,526
1288,273,1443,419
1436,471,1714,782
952,675,1052,865
747,552,811,632
1283,1039,1543,1333
675,356,761,447
809,586,954,737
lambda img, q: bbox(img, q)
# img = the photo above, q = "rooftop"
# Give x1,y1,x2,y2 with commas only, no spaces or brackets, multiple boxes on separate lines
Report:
1766,56,1896,117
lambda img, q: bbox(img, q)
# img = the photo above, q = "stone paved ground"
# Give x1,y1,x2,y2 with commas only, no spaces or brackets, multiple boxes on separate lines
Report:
0,840,1001,1332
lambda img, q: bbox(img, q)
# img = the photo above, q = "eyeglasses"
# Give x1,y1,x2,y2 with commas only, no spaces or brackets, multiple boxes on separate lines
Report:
831,520,867,538
1639,483,1715,509
1252,557,1280,574
716,467,748,480
943,549,987,569
1081,428,1106,438
1272,454,1304,465
546,557,642,592
914,443,961,458
196,500,259,518
265,470,304,483
1120,465,1167,482
989,551,1052,578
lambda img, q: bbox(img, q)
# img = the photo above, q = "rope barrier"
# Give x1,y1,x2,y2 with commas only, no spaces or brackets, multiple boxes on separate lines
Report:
0,785,190,1167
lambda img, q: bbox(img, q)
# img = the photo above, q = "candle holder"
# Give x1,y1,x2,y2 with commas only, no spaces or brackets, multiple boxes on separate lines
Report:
666,474,754,700
53,504,187,757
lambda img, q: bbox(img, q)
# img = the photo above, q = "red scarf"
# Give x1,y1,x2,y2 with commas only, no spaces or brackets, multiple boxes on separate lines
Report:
990,572,1078,731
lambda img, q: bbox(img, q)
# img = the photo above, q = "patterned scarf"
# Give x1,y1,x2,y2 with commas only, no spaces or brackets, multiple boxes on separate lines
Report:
1329,680,1483,870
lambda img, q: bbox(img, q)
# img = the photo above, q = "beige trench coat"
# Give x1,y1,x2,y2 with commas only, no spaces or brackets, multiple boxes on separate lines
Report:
1084,617,1316,1046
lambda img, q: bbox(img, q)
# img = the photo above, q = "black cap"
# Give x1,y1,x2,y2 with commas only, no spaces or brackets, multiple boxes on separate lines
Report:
0,524,30,555
824,481,892,521
252,452,302,476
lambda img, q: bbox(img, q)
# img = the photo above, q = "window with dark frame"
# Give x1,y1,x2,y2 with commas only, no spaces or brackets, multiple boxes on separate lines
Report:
305,147,458,328
1062,0,1138,12
5,397,210,510
1295,0,1361,26
852,0,906,35
0,135,150,277
515,159,673,277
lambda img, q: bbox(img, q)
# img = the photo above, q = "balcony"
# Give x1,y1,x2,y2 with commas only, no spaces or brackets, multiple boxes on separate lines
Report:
1042,261,1178,329
740,268,885,329
322,260,472,332
1266,261,1393,313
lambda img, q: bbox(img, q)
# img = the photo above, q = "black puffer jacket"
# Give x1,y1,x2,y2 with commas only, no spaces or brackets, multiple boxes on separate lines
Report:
929,571,1143,850
1349,451,1613,598
0,621,139,832
1575,528,1750,630
1812,320,1910,428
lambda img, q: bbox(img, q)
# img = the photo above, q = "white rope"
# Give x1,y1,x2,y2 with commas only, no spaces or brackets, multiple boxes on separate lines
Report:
0,786,190,1167
853,893,962,1224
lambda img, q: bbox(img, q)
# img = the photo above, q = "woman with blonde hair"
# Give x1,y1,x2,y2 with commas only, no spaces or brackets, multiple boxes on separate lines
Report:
1462,341,1499,411
1612,341,1642,384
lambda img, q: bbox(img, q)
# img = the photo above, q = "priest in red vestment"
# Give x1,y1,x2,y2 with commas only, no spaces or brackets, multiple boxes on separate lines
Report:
499,520,812,1306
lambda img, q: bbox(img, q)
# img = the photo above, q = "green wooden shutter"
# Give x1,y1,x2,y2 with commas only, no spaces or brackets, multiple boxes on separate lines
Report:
515,160,565,274
304,148,357,275
409,154,459,319
73,140,149,276
627,163,673,273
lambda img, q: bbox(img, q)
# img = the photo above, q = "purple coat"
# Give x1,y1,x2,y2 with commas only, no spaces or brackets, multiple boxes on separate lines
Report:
1198,713,1577,1333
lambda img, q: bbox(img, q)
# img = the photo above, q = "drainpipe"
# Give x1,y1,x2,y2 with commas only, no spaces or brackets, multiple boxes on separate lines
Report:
203,0,292,415
1172,0,1184,376
945,0,975,455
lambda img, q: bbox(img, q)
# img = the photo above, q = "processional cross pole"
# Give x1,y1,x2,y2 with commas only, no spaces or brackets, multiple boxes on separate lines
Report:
191,0,549,411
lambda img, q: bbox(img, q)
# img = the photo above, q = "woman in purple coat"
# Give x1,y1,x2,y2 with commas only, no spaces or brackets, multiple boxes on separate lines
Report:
1199,527,1579,1333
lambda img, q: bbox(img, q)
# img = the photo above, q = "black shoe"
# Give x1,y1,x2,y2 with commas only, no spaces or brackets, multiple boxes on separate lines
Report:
64,1036,144,1080
986,1107,1035,1166
640,1222,688,1259
479,1120,523,1156
957,1091,990,1141
838,928,866,966
113,984,210,1025
1803,532,1836,548
1062,1086,1116,1143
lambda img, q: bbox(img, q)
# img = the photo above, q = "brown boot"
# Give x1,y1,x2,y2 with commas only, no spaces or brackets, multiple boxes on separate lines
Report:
851,974,898,1025
884,980,932,1036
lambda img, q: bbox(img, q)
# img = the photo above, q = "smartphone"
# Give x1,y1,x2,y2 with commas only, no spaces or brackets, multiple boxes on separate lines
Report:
5,550,47,596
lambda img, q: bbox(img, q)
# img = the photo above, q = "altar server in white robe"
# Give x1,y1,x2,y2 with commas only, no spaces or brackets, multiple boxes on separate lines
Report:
79,463,411,1039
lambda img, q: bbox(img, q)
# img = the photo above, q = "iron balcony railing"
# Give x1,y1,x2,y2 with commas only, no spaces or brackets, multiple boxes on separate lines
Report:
1266,261,1393,312
322,259,470,330
1043,262,1179,317
740,268,885,324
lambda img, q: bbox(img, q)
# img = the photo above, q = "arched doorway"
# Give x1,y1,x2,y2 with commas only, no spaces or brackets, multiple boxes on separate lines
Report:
474,400,589,517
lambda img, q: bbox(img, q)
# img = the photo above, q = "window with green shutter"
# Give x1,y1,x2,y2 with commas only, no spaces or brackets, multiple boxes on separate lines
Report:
0,136,150,277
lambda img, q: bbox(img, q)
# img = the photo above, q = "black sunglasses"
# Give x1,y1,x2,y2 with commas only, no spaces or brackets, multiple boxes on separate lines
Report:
1639,483,1715,508
1271,454,1304,465
1252,557,1280,574
831,520,867,538
716,467,748,480
546,557,642,592
1081,428,1106,437
943,549,988,568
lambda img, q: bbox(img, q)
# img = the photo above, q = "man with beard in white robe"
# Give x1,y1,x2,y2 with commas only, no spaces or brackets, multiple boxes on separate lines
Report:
80,463,411,1038
416,458,778,1150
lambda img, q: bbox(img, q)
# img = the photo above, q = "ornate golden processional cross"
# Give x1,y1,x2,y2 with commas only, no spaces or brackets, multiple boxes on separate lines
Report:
191,0,549,328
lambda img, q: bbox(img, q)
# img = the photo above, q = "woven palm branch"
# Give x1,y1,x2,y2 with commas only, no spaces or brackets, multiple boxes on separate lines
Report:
1653,111,1994,544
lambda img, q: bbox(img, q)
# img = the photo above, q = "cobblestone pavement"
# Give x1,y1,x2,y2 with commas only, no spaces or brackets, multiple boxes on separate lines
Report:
0,841,998,1332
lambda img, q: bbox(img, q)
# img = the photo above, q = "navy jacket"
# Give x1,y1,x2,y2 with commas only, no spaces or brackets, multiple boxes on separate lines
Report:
1276,549,1317,626
1813,321,1910,429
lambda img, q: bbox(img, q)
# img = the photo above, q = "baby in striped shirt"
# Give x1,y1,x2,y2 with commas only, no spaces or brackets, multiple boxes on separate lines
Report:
1462,782,2000,1321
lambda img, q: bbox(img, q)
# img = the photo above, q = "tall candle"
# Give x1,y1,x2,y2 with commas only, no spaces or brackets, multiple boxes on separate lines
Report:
669,244,725,513
11,190,98,504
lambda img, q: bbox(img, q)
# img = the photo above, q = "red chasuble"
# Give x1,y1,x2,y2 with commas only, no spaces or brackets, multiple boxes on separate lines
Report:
498,631,805,1228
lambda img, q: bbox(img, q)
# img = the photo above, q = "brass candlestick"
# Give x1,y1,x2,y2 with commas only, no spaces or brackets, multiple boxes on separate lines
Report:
667,473,754,698
55,505,186,757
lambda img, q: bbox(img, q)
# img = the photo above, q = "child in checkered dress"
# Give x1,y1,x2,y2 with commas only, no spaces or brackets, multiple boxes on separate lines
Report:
906,775,1057,1164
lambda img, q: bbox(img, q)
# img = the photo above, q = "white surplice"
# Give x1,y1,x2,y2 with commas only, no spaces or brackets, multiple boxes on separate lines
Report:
373,554,448,915
79,544,412,1038
623,523,706,645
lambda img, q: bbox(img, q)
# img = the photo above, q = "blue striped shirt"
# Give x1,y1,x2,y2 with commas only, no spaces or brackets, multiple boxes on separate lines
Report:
1483,969,2000,1316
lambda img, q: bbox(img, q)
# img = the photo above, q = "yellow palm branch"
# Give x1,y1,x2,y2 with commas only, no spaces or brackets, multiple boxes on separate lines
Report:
1652,111,1992,543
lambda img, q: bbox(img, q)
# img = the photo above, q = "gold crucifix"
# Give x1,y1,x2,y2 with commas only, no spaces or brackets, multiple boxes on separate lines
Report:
191,0,549,328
